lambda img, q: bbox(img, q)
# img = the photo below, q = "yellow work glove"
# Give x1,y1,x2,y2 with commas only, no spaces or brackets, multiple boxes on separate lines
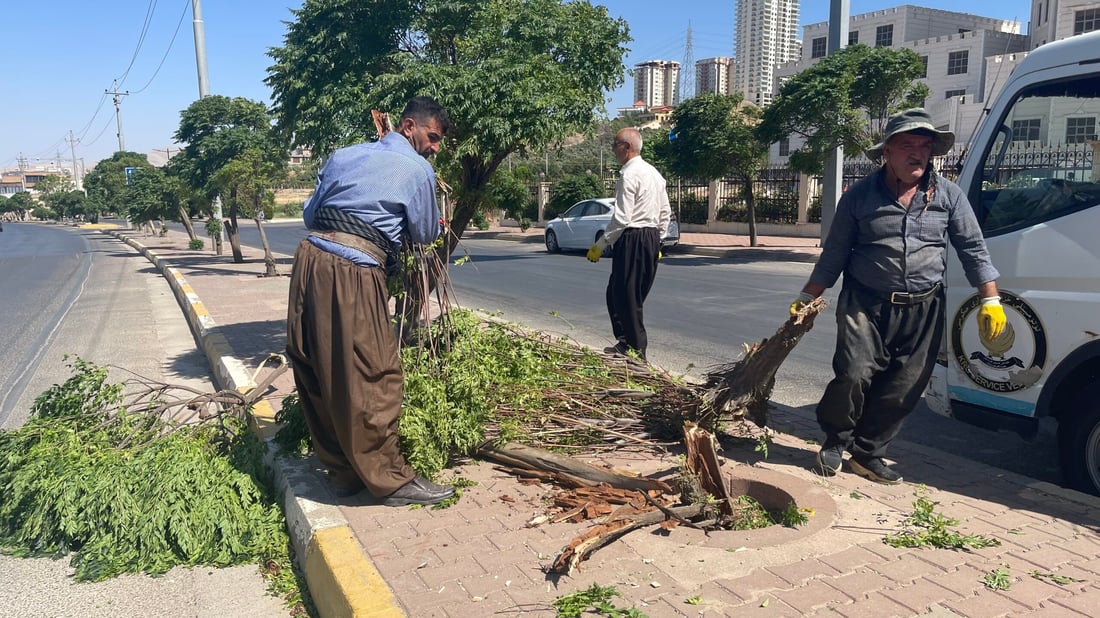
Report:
977,297,1007,340
586,244,602,263
658,250,663,260
789,292,815,316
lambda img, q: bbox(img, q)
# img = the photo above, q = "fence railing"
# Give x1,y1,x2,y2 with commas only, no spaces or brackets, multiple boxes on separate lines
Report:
518,144,1093,225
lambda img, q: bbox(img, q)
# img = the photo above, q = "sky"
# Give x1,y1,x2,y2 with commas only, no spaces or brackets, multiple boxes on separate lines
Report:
1,0,1034,170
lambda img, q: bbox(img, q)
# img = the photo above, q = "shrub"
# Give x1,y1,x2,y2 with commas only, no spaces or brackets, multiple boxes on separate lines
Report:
188,238,205,250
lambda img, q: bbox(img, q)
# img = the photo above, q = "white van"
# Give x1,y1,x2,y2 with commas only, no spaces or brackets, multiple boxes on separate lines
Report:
925,31,1100,496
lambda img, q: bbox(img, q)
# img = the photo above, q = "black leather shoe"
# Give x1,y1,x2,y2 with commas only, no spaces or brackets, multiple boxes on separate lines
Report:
849,457,903,485
816,441,845,476
603,343,629,356
383,475,456,506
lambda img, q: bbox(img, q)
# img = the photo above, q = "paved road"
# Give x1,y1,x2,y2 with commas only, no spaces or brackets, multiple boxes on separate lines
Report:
0,223,289,618
192,219,1065,488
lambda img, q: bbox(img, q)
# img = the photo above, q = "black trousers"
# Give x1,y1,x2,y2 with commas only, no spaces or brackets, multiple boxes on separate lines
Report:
816,281,946,460
605,227,660,355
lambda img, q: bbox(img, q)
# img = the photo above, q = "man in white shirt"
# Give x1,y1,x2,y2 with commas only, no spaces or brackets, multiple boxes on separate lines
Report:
587,127,671,360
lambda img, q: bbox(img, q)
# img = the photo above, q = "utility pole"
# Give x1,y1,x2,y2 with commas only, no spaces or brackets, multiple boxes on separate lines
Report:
192,0,210,97
106,81,129,152
820,0,850,243
68,131,82,191
192,0,223,244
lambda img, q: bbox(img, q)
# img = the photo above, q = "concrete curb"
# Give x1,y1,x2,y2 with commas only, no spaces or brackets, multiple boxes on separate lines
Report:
461,230,821,262
106,230,403,618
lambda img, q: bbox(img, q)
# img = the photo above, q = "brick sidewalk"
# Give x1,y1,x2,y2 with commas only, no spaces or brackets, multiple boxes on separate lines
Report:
107,225,1099,618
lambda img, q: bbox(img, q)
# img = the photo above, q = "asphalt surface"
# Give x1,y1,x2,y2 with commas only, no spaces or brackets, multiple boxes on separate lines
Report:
0,223,289,618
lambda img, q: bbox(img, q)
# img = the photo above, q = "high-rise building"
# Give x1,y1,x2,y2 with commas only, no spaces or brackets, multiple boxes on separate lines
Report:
633,60,681,108
733,0,801,106
695,57,733,96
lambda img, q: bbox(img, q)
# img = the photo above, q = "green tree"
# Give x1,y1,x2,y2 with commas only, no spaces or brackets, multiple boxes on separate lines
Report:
546,173,606,220
212,149,282,276
82,152,154,223
661,93,770,246
265,0,630,248
487,168,533,224
758,44,930,174
53,191,88,220
32,175,76,218
173,95,285,262
1,191,37,220
122,166,176,232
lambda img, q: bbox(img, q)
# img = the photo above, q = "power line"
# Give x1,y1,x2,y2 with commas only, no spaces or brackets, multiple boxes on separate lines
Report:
115,0,161,89
129,0,192,94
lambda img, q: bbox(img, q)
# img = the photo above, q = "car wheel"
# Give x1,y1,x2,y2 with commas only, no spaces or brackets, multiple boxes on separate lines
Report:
1058,382,1100,496
594,232,612,257
545,230,560,253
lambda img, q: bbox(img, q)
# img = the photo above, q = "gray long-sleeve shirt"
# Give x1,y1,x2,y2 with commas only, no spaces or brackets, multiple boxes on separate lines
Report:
809,167,999,293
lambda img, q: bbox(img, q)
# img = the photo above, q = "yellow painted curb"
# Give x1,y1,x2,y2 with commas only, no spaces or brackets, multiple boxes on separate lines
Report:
306,527,404,618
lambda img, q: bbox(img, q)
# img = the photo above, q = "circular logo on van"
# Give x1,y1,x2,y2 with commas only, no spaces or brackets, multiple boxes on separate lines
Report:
951,291,1046,393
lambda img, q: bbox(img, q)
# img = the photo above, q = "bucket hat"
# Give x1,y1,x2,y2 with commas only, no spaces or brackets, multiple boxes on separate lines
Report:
866,108,954,160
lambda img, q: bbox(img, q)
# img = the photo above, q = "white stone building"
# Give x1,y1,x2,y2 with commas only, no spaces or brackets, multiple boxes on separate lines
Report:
769,1,1100,162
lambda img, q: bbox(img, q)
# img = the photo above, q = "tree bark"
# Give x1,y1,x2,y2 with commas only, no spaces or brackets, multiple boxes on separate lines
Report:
702,297,826,427
478,442,672,493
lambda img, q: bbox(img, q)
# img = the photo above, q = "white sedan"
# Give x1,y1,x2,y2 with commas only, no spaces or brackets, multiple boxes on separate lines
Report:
543,198,679,253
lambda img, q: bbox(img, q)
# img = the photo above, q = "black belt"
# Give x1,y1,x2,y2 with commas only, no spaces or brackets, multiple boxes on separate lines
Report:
853,280,941,305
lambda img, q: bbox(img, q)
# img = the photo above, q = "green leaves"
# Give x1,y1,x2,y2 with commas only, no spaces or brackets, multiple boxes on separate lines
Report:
0,359,289,583
758,44,930,174
266,0,631,240
884,488,1001,551
662,93,769,182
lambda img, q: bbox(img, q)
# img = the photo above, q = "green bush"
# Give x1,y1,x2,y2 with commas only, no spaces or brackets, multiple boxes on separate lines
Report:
188,238,205,250
488,169,533,221
546,173,606,220
678,199,709,225
279,202,303,218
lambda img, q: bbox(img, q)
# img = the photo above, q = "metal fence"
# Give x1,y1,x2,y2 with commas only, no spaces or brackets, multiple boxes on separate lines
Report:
523,144,1093,224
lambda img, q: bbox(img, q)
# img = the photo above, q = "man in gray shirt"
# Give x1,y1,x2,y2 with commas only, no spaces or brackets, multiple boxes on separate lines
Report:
790,109,1007,484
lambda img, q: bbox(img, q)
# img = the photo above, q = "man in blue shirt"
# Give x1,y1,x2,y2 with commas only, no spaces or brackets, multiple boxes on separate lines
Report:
790,109,1006,484
286,96,455,505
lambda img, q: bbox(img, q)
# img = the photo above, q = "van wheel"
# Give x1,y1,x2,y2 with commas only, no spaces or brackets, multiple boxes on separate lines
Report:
1058,383,1100,496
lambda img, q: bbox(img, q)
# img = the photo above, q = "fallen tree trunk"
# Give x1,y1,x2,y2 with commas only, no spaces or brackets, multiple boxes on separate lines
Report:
702,297,826,427
478,442,672,493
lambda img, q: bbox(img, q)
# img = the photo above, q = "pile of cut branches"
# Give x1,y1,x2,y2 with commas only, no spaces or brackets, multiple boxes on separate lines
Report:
0,356,298,603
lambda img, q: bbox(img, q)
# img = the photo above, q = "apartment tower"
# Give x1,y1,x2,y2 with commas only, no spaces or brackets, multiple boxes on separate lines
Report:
695,57,733,96
733,0,800,106
633,60,681,108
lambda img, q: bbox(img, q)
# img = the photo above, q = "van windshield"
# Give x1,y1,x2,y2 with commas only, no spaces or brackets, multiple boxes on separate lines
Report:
976,77,1100,235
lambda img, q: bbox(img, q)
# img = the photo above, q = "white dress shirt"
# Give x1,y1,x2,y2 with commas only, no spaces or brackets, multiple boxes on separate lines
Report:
597,155,672,249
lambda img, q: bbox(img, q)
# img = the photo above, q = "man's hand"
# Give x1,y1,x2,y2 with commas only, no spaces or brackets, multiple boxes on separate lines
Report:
789,292,815,316
586,245,602,263
977,297,1007,339
658,250,663,260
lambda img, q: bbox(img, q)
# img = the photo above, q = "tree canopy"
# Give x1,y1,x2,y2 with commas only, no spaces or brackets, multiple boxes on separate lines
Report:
172,95,284,203
660,93,770,246
265,0,631,242
758,44,930,174
82,152,155,221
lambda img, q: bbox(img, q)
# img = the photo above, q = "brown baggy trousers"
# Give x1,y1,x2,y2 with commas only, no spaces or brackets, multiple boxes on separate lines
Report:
285,240,415,497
